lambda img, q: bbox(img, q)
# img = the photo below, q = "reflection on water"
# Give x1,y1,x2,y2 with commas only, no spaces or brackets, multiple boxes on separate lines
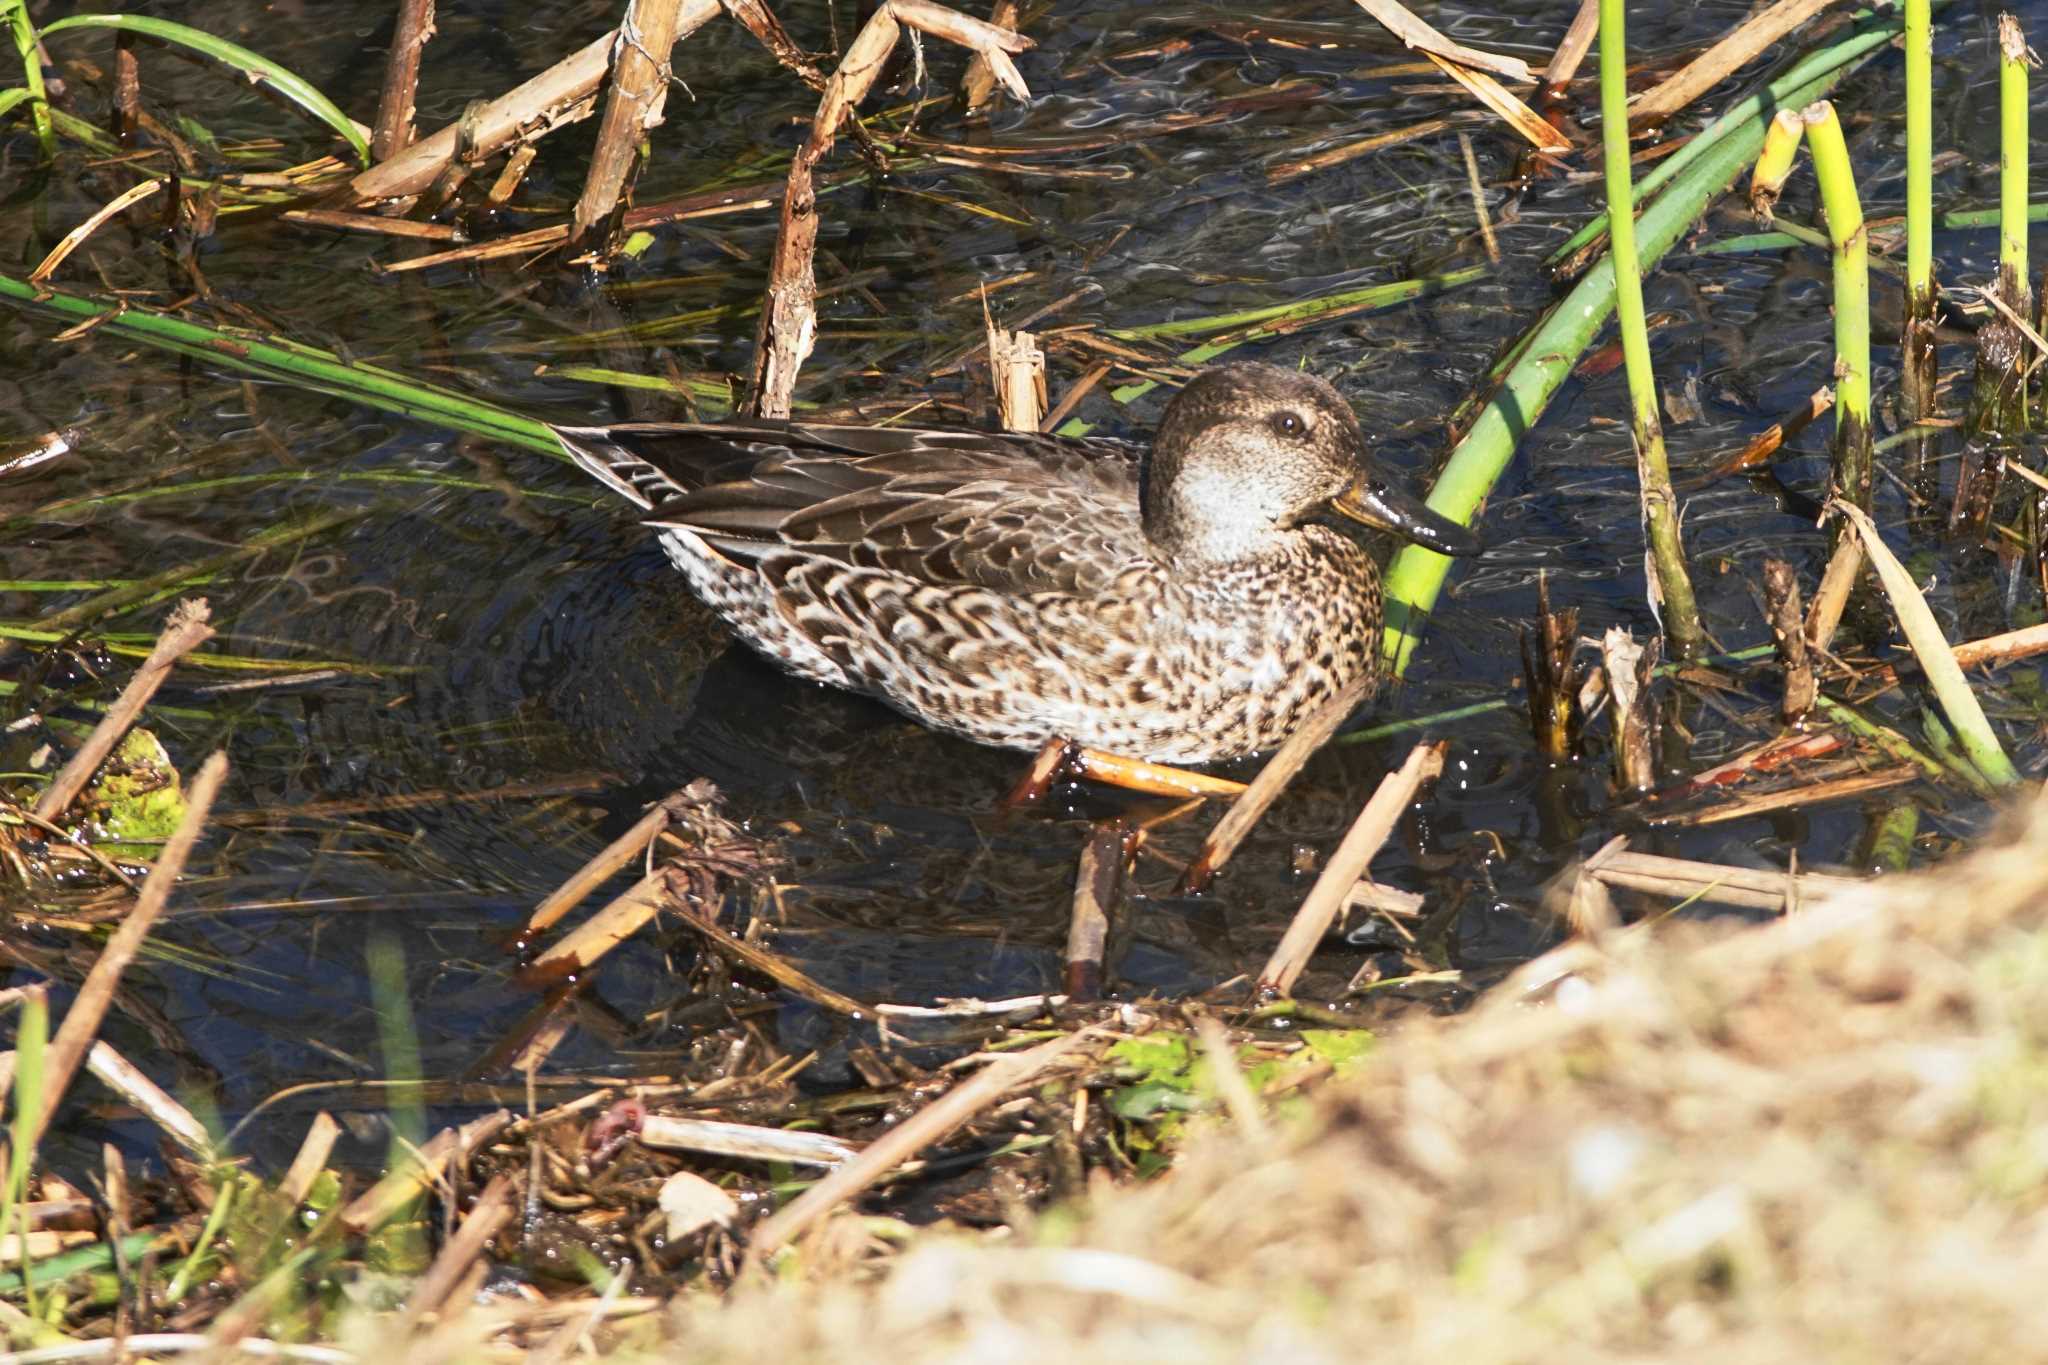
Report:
3,0,2042,1168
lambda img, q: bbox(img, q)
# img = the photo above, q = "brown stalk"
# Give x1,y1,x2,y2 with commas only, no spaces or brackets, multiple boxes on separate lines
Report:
669,908,872,1018
1541,0,1601,93
1261,742,1445,998
111,32,141,143
397,1174,513,1334
280,209,465,241
571,0,713,253
32,598,214,824
1065,821,1131,1002
962,0,1022,111
1646,764,1917,826
746,1029,1095,1260
747,1,1030,417
1584,843,1864,912
1690,386,1832,486
1518,571,1581,760
528,870,668,975
371,0,437,162
277,1113,341,1208
986,316,1047,431
1629,0,1841,127
1177,671,1374,894
1348,0,1534,81
720,0,827,90
31,751,227,1151
377,179,781,273
1761,557,1816,722
29,179,166,284
1266,112,1478,185
341,1110,513,1234
83,1041,213,1158
1599,627,1660,794
522,797,676,938
1427,52,1570,154
1803,537,1862,655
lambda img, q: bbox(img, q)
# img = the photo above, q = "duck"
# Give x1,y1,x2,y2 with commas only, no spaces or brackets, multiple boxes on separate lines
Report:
550,361,1479,764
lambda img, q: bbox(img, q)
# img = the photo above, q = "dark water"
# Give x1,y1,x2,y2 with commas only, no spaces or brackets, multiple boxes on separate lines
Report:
4,0,2044,1170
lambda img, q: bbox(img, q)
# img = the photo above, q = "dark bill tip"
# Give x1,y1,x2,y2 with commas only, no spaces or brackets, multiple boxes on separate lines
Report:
1332,476,1482,557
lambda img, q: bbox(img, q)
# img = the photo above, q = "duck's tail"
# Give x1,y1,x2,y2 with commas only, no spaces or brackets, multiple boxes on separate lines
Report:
550,425,694,511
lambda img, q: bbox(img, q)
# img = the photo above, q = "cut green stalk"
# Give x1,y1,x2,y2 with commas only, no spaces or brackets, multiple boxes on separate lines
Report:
2,0,52,157
1546,8,1919,274
1749,109,1806,220
1975,13,2036,433
1802,102,1874,511
1600,0,1703,659
1833,499,2020,788
1381,17,1889,676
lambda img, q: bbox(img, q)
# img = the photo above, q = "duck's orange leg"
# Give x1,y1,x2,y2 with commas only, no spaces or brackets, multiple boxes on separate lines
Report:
1001,737,1247,815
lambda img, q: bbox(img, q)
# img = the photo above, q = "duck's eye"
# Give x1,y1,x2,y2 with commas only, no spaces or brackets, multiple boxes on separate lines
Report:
1270,410,1308,439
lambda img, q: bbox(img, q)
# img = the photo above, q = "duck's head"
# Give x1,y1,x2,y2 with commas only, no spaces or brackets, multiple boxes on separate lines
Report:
1141,362,1480,567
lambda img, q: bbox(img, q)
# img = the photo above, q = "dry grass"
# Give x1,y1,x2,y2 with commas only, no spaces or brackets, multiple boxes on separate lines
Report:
640,788,2048,1363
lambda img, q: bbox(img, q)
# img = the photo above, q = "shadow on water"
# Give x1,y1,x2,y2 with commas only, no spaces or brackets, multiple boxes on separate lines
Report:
3,0,2045,1170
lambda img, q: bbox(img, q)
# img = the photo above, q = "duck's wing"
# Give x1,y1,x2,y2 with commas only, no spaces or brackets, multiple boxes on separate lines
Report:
551,421,1149,597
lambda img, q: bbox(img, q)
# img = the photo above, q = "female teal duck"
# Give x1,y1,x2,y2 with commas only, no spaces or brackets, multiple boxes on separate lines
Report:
552,362,1477,763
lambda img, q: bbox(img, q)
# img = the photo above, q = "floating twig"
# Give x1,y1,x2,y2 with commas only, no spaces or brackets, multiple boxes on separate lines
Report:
370,0,437,161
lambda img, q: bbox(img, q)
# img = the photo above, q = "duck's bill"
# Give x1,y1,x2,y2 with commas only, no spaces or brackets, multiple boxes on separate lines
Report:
1331,476,1482,557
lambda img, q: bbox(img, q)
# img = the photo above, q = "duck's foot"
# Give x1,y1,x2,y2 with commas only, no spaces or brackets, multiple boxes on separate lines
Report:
1001,737,1248,817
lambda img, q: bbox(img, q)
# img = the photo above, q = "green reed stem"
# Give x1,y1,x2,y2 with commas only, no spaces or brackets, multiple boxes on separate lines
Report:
1382,15,1890,677
1999,14,2032,294
1,0,51,157
1600,0,1703,660
1804,102,1873,509
1905,0,1933,302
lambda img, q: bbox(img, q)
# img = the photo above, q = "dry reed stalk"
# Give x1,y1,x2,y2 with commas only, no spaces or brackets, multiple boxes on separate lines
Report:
1459,133,1499,263
1804,536,1861,654
1349,0,1533,80
747,1029,1096,1260
1629,0,1841,125
30,750,226,1151
279,209,465,241
1584,844,1863,912
523,797,676,937
638,1115,858,1165
1042,361,1111,431
1065,822,1128,1001
962,0,1022,111
111,31,141,142
529,870,667,974
1653,764,1920,826
1424,50,1569,153
1260,742,1444,996
83,1041,212,1158
670,908,871,1018
1194,1016,1270,1143
278,1113,341,1208
720,0,827,89
29,179,166,284
747,1,1029,417
397,1174,513,1334
1542,0,1601,91
341,1110,513,1234
988,319,1047,431
1178,671,1375,894
1694,386,1832,483
1600,627,1659,793
1266,113,1478,184
1761,557,1816,721
371,0,437,161
571,0,708,251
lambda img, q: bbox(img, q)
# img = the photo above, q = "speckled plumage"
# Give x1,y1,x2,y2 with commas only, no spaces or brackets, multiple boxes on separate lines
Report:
552,362,1476,763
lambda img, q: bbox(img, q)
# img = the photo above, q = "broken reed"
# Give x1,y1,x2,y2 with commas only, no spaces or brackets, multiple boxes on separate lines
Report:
1900,0,1937,476
1976,12,2035,433
1598,0,1703,660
